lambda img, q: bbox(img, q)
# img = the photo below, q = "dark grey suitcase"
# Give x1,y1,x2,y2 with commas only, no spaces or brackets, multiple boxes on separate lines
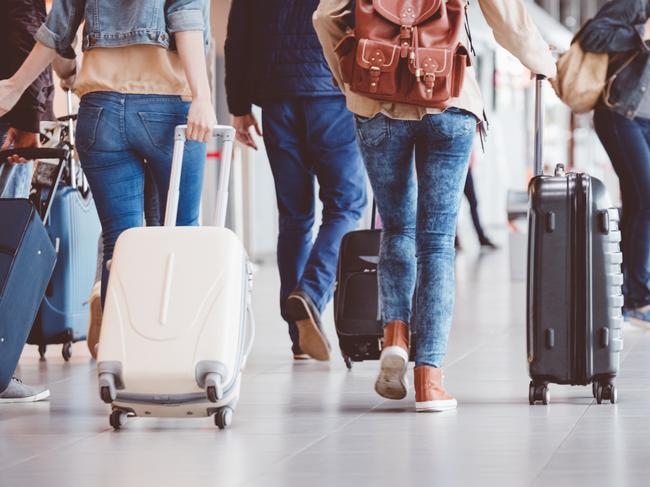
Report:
527,77,624,405
334,203,416,369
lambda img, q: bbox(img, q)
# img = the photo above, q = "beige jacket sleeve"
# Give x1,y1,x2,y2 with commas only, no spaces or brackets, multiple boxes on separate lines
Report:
314,0,557,81
313,0,354,90
478,0,556,78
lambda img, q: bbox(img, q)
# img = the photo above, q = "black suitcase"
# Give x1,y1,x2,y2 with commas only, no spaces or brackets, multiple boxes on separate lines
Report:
0,148,65,391
334,203,416,369
527,77,624,405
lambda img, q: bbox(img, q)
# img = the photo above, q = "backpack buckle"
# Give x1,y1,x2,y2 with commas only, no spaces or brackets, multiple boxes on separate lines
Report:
369,66,381,93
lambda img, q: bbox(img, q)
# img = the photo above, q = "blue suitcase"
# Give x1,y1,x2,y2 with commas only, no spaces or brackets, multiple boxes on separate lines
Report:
0,148,64,391
28,184,101,361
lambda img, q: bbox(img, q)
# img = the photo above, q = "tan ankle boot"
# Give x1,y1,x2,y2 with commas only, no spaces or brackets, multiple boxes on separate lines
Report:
414,366,457,412
375,320,410,400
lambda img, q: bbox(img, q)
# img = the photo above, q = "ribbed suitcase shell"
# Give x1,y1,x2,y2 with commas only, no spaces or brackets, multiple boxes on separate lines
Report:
0,200,57,391
527,172,624,389
28,187,101,347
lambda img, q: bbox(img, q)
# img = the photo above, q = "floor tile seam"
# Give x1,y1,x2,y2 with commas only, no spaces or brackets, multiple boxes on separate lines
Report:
528,329,646,485
0,432,102,473
237,397,392,487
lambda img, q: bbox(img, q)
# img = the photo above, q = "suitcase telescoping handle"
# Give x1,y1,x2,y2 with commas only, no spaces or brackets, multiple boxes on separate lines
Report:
534,74,545,177
165,125,236,228
0,147,68,225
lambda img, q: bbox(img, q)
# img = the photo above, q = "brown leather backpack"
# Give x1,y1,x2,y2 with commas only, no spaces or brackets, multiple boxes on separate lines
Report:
335,0,469,108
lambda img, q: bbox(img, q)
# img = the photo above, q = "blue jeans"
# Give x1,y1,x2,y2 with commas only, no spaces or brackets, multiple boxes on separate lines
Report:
262,97,367,347
76,92,206,304
0,125,34,199
356,109,476,367
595,107,650,309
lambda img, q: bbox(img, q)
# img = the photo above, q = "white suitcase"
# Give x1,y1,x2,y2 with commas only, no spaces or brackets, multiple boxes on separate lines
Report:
96,125,254,430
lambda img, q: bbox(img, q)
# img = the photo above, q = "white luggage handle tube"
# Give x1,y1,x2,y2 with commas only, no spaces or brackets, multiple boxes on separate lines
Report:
165,125,236,228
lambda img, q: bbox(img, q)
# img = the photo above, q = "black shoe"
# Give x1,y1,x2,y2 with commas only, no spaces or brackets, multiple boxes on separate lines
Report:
479,237,499,250
286,291,331,361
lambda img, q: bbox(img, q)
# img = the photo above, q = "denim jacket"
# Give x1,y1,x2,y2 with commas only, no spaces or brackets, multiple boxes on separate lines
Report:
580,0,650,119
35,0,209,59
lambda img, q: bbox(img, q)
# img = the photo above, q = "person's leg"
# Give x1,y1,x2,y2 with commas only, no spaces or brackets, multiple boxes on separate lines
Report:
75,93,146,306
298,97,367,311
594,108,650,313
261,101,316,357
127,96,206,228
143,162,162,227
413,108,475,411
464,167,496,247
356,113,417,399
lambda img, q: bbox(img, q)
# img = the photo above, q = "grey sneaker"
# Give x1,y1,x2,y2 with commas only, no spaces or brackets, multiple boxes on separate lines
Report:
0,378,50,403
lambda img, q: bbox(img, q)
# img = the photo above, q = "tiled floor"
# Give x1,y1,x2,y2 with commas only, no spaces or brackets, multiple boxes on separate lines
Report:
2,243,649,487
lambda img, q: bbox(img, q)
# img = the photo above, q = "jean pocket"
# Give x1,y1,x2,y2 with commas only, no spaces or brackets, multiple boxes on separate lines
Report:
138,111,202,155
355,113,390,148
75,106,103,153
426,108,477,141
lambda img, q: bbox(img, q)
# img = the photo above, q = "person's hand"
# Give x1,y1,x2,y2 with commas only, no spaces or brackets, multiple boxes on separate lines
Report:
186,97,216,143
233,113,262,150
0,79,23,118
1,127,39,164
53,56,78,91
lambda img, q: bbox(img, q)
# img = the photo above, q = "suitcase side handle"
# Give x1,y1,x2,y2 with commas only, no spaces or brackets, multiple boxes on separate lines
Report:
164,125,236,228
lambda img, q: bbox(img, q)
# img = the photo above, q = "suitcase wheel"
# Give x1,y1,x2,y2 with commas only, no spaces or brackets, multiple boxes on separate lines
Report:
214,407,234,429
110,409,128,430
528,381,550,405
595,382,617,405
343,354,353,370
62,342,72,362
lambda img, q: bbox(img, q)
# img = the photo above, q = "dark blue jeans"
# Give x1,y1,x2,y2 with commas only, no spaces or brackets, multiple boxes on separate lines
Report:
595,107,650,309
262,97,367,347
76,92,206,304
356,109,476,367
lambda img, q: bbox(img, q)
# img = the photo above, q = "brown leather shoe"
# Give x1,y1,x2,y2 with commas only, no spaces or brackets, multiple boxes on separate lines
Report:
375,320,410,400
414,366,457,412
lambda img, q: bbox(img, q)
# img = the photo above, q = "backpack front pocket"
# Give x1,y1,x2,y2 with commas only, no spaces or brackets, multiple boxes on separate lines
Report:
352,39,400,96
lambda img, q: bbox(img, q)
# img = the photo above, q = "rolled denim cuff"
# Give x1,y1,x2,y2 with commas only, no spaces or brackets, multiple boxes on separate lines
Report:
167,9,204,32
34,24,76,59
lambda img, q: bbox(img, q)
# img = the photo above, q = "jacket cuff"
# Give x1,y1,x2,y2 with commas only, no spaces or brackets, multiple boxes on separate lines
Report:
34,24,76,59
167,9,204,32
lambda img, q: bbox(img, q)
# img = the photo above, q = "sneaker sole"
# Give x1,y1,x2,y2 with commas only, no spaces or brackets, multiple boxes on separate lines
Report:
0,389,50,404
375,346,409,400
415,398,458,412
287,296,330,361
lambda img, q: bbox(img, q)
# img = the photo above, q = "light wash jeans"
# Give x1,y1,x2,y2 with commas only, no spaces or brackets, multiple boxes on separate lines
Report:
0,125,34,199
355,109,476,367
